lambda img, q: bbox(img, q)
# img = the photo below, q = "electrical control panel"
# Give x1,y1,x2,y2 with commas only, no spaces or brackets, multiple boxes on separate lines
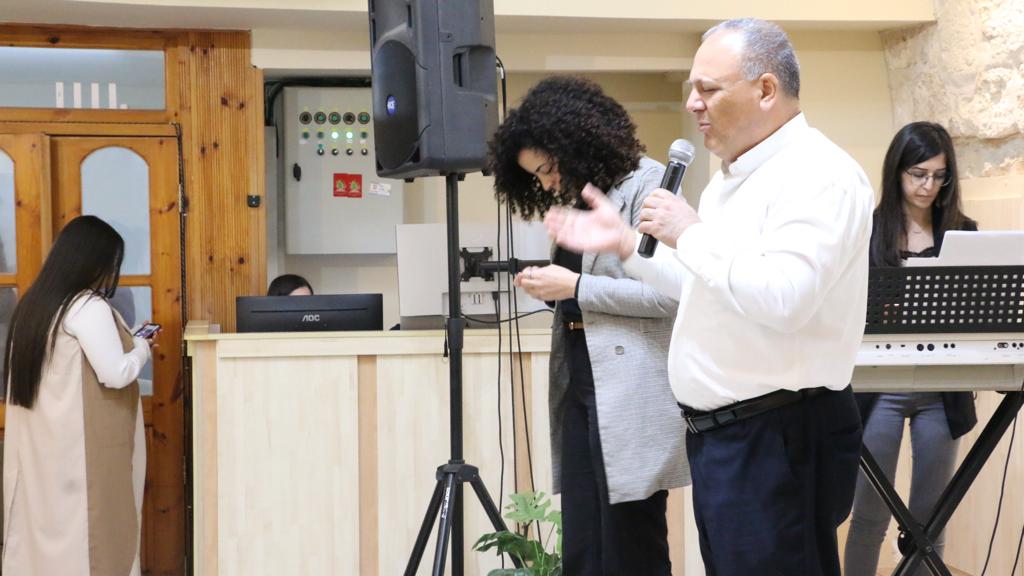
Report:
283,86,404,254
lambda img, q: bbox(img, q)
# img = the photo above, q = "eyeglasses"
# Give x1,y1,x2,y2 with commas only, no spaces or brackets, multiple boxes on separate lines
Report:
904,168,952,188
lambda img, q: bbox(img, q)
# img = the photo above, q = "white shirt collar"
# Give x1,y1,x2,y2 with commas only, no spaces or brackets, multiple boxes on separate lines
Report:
723,112,808,177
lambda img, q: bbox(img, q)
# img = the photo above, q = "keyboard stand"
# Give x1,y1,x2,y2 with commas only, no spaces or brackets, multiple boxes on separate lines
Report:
860,391,1023,576
861,264,1024,575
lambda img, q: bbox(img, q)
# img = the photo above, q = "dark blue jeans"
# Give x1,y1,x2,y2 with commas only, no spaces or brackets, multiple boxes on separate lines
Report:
560,329,671,575
686,386,862,576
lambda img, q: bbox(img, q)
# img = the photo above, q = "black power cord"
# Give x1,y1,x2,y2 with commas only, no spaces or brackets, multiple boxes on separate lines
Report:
981,376,1024,576
980,414,1017,576
495,54,539,541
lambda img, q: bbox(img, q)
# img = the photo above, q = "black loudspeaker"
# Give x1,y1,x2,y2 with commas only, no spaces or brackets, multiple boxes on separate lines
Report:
368,0,497,179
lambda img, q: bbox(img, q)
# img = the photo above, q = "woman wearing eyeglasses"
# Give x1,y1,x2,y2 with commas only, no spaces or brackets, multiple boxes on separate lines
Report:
844,122,978,576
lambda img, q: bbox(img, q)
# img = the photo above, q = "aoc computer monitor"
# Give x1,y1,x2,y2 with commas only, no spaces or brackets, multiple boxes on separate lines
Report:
235,294,384,333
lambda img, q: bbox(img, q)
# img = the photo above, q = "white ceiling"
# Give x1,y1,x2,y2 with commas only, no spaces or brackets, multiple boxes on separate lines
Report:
0,0,929,34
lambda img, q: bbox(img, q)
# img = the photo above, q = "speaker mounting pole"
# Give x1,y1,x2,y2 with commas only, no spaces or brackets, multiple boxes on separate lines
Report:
403,174,519,576
367,1,511,572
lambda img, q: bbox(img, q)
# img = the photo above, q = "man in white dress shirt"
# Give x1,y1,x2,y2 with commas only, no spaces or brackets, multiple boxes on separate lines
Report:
544,18,874,576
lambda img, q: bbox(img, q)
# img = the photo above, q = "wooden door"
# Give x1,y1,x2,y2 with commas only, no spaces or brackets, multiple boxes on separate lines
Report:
0,133,52,426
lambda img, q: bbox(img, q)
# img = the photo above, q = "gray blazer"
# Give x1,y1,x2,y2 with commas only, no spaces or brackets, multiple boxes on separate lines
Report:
548,156,690,504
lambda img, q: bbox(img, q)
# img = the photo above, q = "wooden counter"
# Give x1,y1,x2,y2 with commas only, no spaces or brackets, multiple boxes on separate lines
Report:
185,322,702,575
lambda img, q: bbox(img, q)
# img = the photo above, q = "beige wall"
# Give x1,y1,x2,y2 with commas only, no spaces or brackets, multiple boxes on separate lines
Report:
267,28,895,328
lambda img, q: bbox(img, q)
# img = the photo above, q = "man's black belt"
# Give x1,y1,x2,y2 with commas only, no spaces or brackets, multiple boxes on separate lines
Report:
679,386,829,434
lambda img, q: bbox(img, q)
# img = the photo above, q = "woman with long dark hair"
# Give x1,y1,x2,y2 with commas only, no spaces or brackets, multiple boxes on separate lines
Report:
3,215,156,576
489,76,689,575
844,122,978,576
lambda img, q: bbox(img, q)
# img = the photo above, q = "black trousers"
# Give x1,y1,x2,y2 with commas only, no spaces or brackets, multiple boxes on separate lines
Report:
561,329,671,576
686,385,863,576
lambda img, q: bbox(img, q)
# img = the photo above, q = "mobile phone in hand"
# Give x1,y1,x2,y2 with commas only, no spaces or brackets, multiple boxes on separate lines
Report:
134,322,161,339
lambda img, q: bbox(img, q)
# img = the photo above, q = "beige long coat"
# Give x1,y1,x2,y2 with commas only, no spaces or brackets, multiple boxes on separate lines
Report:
3,296,145,576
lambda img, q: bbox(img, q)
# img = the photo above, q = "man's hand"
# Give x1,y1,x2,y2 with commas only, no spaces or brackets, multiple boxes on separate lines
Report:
636,189,701,249
544,184,636,259
514,264,580,301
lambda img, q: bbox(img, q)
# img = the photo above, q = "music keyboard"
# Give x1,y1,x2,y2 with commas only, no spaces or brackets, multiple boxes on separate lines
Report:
858,333,1024,366
854,334,1024,393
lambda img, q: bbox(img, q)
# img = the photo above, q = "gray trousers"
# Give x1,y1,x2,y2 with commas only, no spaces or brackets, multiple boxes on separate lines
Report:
843,393,960,576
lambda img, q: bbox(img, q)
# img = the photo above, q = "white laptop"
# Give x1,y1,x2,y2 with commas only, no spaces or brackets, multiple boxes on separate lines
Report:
905,230,1024,267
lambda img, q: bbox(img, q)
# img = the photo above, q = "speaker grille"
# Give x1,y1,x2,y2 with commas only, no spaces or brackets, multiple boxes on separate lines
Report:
372,39,422,171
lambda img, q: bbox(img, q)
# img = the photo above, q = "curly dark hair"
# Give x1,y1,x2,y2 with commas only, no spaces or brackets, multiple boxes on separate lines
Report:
487,76,645,219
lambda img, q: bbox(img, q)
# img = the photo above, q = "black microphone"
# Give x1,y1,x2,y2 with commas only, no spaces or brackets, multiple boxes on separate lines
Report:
637,139,696,258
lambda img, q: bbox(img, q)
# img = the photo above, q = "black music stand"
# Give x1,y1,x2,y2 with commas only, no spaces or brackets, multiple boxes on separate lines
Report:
862,265,1024,576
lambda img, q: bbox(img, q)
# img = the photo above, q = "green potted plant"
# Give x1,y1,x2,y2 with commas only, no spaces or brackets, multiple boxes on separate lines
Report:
473,491,563,576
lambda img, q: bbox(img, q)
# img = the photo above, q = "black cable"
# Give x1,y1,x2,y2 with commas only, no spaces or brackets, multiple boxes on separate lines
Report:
495,200,505,507
1013,380,1024,576
981,375,1024,576
1013,519,1024,576
493,58,515,536
506,188,538,497
981,415,1017,576
462,310,553,324
493,289,506,568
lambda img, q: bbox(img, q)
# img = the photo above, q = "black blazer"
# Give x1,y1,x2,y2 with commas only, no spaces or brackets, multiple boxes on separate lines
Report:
856,214,978,439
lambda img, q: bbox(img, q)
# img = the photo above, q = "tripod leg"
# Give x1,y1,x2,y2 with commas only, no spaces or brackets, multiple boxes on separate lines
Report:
405,478,446,576
432,472,458,576
452,484,464,575
469,474,523,569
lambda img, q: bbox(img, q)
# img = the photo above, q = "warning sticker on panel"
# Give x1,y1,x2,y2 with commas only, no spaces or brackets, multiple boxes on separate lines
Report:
333,173,363,198
366,181,392,197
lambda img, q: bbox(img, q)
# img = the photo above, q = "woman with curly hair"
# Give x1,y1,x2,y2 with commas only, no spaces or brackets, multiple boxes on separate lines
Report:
489,76,689,575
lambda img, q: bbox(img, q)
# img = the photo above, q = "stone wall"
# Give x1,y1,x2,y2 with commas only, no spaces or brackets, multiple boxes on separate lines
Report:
882,0,1024,178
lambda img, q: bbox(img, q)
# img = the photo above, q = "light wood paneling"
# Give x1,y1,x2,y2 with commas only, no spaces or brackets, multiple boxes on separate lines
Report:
376,354,451,575
191,338,219,576
216,355,361,575
357,355,379,576
187,327,583,576
176,31,266,332
512,353,538,497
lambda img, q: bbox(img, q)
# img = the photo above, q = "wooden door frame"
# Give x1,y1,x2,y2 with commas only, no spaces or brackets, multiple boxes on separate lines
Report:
1,23,267,575
0,132,52,429
0,25,182,125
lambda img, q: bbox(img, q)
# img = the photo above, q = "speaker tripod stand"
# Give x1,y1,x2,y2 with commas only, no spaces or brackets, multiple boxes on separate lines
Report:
404,174,522,576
